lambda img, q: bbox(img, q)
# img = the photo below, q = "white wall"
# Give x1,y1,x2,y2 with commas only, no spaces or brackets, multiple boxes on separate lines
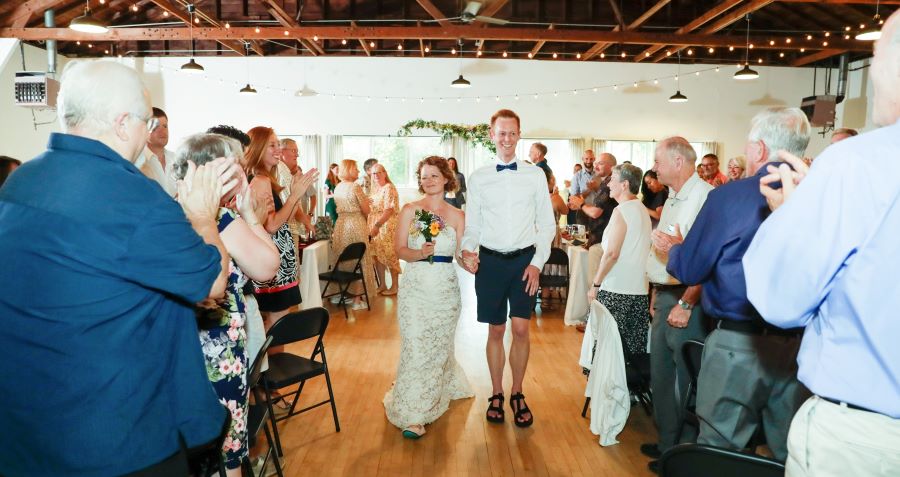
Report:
0,41,877,163
0,42,67,161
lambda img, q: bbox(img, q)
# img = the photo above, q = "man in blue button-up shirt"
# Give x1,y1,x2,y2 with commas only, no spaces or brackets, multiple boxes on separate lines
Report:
0,61,234,476
744,12,900,476
657,107,812,462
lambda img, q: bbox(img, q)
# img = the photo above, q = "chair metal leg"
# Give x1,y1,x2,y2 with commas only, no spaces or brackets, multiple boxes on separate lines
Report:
324,366,341,432
582,397,591,417
262,382,285,459
263,420,284,477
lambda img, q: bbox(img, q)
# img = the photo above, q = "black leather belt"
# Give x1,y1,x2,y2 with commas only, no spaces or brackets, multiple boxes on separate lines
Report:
479,245,535,259
715,319,802,337
820,396,882,415
651,283,687,292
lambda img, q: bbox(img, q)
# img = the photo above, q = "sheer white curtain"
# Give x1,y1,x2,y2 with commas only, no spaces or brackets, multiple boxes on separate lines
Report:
698,141,719,158
570,138,587,166
302,135,324,215
450,137,471,176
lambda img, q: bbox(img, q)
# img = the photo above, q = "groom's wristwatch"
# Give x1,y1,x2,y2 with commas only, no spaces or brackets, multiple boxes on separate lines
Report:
678,299,694,310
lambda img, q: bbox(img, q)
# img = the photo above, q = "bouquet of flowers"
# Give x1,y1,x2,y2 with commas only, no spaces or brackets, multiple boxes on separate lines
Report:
413,209,445,263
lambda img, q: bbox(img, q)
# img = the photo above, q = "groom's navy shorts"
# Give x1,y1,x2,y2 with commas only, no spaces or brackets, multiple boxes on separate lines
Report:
475,245,537,325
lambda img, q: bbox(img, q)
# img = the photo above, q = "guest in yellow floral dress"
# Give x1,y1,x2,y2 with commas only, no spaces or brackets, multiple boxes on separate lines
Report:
331,159,376,312
368,163,401,295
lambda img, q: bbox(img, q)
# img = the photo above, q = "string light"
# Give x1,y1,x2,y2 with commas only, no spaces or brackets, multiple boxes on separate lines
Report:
708,47,714,54
527,52,533,58
552,53,558,59
313,35,318,41
341,39,347,45
477,50,482,56
729,46,734,51
825,32,830,37
284,30,289,36
786,38,791,44
600,53,605,58
666,51,671,56
769,40,775,46
502,51,508,57
255,27,260,33
424,46,430,53
779,52,785,58
225,22,230,28
131,4,138,12
800,47,806,53
452,48,457,54
620,52,626,58
823,41,829,46
397,43,403,50
806,34,813,40
687,48,693,55
162,11,168,17
576,53,581,59
371,41,376,48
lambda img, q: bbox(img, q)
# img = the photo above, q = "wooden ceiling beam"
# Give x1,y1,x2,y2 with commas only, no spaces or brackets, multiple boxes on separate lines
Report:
779,0,900,4
634,0,743,62
352,20,371,56
6,0,71,28
766,3,837,31
263,0,323,55
791,48,846,65
0,25,872,51
649,0,776,63
529,24,553,57
607,0,626,30
582,0,670,60
413,0,450,27
147,0,251,56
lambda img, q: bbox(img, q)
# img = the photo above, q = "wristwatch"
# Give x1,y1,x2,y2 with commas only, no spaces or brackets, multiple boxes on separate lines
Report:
678,299,694,310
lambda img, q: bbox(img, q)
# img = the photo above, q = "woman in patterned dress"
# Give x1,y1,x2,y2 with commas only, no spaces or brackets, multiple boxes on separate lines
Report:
367,163,401,296
173,133,280,475
330,159,376,313
244,127,317,326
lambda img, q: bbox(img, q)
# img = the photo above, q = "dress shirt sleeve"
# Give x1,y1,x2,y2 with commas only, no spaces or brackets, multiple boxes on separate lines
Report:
667,192,724,286
531,173,558,269
743,152,876,328
570,171,582,196
122,203,222,304
460,170,481,253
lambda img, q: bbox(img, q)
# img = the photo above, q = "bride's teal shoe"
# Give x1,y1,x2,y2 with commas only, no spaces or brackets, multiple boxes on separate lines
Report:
402,425,426,439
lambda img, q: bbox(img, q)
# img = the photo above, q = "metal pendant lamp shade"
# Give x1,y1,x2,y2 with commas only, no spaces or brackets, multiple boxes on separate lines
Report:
451,74,471,88
180,58,204,73
734,64,759,80
668,90,688,103
69,1,108,33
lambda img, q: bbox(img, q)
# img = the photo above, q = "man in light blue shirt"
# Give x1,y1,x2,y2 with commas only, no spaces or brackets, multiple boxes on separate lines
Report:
743,11,900,476
569,148,595,198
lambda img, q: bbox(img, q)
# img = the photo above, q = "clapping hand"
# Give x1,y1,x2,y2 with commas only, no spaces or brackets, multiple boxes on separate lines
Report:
291,168,319,198
568,195,585,210
760,150,810,211
177,158,236,222
235,183,266,226
651,224,683,254
460,249,479,274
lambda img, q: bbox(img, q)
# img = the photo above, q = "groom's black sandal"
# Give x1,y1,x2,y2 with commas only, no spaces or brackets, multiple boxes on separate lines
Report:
509,392,534,428
486,393,505,423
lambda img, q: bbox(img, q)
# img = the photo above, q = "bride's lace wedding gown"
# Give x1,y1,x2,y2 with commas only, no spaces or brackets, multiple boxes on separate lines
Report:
383,222,474,428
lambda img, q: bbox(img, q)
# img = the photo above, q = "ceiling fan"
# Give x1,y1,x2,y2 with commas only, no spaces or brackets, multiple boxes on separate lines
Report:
459,1,509,25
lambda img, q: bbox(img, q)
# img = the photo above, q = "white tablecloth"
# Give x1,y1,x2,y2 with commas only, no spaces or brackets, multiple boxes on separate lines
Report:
563,243,604,325
299,240,329,310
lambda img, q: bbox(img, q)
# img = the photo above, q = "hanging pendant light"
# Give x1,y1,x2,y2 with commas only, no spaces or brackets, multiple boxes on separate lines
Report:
450,38,471,88
856,0,883,41
239,42,257,95
669,52,688,103
734,14,759,80
70,0,108,33
180,4,204,73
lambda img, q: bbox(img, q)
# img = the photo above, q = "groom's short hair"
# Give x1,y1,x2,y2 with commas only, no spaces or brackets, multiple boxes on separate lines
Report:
490,109,520,130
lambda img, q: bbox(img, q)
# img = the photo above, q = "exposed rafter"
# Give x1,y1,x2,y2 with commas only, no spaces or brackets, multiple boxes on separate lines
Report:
0,25,871,53
5,0,69,28
582,0,670,61
649,0,776,63
529,24,554,58
792,48,847,66
634,0,743,62
147,0,260,56
413,0,450,27
262,0,323,56
607,0,626,30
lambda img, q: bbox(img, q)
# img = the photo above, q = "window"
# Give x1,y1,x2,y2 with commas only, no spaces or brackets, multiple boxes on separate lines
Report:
342,136,446,188
601,140,707,175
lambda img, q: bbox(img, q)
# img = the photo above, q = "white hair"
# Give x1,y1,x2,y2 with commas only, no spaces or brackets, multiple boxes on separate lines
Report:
57,60,150,135
659,136,697,169
748,107,811,157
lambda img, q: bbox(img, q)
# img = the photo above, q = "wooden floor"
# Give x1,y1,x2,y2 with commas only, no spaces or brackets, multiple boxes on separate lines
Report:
270,267,658,477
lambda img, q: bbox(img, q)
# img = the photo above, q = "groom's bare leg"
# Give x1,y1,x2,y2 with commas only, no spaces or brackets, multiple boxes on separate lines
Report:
487,323,506,394
509,317,532,422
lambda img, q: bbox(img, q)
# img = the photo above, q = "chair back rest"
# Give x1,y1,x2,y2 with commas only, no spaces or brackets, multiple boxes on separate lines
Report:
659,443,785,477
336,242,366,264
267,307,330,348
248,336,274,389
545,247,568,267
681,339,705,386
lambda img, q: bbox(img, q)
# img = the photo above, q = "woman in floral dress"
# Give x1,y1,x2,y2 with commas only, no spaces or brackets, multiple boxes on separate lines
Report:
368,163,401,295
331,159,376,312
173,133,280,475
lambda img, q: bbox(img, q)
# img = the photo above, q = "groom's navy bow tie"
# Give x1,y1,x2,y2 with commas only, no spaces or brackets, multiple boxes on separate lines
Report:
496,162,518,172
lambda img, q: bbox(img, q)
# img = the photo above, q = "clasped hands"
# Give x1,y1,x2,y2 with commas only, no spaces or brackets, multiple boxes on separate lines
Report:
458,250,540,296
651,223,684,255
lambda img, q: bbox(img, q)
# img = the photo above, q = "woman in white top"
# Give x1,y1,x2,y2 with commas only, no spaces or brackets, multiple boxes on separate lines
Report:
586,163,652,357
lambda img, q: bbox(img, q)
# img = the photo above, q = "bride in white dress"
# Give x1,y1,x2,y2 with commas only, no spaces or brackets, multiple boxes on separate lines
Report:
383,156,474,439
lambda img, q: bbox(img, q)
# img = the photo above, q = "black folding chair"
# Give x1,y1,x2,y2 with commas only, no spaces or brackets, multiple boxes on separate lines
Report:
262,307,340,458
676,339,705,443
243,336,284,477
659,443,785,477
320,242,370,319
536,247,569,310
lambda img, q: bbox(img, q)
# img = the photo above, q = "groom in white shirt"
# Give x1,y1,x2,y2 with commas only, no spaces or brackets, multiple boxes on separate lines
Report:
460,109,556,427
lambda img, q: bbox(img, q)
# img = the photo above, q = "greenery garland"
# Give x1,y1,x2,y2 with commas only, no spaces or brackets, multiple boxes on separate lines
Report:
397,119,496,154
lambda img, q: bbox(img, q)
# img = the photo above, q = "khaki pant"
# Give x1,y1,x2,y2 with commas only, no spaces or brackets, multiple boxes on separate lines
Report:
786,396,900,477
